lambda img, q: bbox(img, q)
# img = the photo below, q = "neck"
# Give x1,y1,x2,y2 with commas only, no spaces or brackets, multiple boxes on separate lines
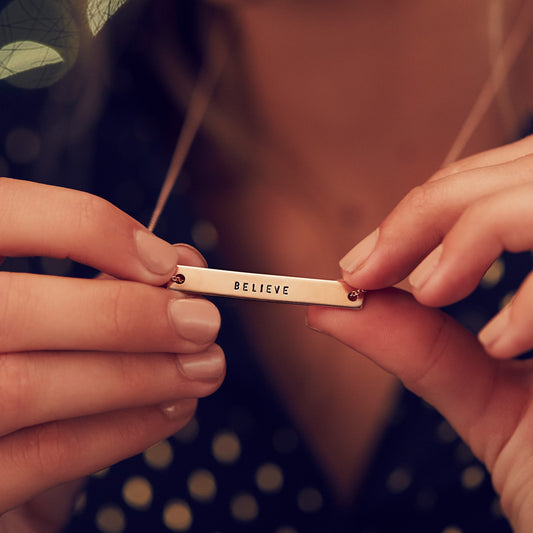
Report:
229,0,528,188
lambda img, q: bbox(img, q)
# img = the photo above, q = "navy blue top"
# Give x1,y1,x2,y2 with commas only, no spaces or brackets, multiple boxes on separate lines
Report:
1,17,525,533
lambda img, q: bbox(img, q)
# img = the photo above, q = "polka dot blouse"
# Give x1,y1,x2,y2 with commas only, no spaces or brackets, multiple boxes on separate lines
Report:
1,32,527,533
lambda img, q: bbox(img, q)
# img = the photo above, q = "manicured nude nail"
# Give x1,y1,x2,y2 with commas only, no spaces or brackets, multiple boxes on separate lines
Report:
169,298,221,344
135,230,179,275
173,243,208,268
177,347,225,381
478,305,511,352
409,245,443,290
339,229,379,273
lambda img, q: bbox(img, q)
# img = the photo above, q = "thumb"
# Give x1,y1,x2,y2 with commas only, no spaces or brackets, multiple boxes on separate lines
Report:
306,288,528,472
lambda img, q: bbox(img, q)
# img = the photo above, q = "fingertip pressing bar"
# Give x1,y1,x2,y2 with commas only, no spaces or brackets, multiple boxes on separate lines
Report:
167,265,365,308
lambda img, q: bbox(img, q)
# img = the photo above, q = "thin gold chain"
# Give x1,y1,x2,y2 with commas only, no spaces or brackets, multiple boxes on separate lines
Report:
147,34,228,232
441,0,533,166
149,1,533,234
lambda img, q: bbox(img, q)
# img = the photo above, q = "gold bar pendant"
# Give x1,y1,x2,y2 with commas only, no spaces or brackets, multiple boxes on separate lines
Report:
167,265,364,309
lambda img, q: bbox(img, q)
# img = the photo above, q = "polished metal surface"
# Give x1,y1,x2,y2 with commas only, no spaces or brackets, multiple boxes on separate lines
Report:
168,265,364,308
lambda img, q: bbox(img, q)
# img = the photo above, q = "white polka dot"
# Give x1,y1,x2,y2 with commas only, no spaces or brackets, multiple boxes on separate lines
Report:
188,469,217,502
5,127,41,164
212,431,241,464
230,493,259,522
163,500,193,531
256,463,284,493
144,439,173,469
95,505,126,533
461,465,485,490
122,476,153,510
480,258,505,288
386,467,412,494
297,487,323,513
174,417,199,443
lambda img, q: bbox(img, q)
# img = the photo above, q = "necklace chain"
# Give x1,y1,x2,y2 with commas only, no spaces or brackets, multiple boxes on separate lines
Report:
149,1,533,234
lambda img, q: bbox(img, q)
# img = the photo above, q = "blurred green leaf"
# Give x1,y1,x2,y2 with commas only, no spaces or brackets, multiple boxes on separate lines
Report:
87,0,128,35
0,0,130,88
0,40,64,80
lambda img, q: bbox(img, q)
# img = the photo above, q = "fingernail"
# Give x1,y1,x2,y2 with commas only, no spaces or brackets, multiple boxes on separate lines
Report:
173,244,208,268
135,230,179,275
177,346,225,381
169,298,221,344
409,245,443,290
339,229,379,273
478,305,511,351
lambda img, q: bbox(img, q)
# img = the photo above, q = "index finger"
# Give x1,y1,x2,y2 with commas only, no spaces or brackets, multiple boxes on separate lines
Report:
0,178,178,285
307,290,529,473
339,155,533,289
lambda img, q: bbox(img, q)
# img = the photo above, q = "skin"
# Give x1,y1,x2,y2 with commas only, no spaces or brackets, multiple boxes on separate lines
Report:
194,0,533,528
0,179,225,531
3,0,533,530
308,136,533,531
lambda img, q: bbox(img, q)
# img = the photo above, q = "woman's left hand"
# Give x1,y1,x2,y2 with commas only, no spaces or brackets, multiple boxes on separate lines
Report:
307,134,533,532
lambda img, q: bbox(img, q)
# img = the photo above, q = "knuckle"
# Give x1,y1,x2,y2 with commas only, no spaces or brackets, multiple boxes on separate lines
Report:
397,183,440,217
0,272,31,351
117,354,145,392
73,192,115,235
96,281,166,352
0,354,32,420
124,353,189,398
0,272,16,345
403,314,452,394
13,421,83,480
115,353,165,396
98,282,130,341
114,410,163,446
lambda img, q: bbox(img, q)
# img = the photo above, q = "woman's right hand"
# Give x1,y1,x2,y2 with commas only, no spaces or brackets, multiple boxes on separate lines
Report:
0,178,225,525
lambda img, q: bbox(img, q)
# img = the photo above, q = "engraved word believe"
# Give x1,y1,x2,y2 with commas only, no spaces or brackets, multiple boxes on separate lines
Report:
234,281,289,296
